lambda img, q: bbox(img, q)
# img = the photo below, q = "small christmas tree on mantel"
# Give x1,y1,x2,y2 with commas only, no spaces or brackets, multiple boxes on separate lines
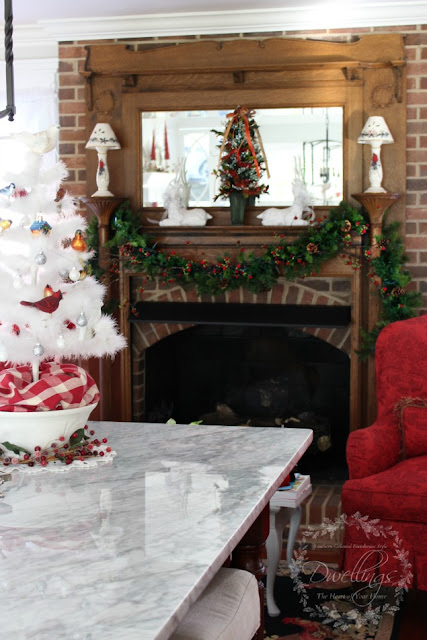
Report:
0,125,125,464
212,106,269,224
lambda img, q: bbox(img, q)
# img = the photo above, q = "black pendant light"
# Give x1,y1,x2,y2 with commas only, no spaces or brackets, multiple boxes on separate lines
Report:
0,0,15,120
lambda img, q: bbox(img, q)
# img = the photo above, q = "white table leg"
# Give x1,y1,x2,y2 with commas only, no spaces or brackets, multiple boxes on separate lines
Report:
286,505,302,569
266,505,291,617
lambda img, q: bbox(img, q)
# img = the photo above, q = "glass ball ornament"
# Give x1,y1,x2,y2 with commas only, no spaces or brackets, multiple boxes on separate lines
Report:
77,312,88,328
13,273,24,289
0,342,8,361
59,266,69,279
20,215,31,228
35,251,47,266
33,342,45,357
69,266,80,282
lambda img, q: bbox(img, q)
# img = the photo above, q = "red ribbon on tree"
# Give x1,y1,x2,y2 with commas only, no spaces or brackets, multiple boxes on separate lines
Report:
217,106,269,179
164,123,170,161
150,130,156,161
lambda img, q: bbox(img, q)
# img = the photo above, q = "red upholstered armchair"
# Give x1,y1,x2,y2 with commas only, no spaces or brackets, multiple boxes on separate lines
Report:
341,315,427,590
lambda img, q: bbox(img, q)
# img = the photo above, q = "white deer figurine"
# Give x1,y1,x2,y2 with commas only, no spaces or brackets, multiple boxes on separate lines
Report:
159,160,212,227
257,161,314,226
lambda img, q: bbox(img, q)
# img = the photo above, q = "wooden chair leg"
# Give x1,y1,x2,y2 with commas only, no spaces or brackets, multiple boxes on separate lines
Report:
231,504,269,640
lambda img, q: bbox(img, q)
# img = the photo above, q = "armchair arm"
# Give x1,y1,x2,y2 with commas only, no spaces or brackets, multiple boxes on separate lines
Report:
346,422,400,480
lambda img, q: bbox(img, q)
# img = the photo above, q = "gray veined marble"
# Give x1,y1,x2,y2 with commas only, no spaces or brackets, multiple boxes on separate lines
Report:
0,421,312,640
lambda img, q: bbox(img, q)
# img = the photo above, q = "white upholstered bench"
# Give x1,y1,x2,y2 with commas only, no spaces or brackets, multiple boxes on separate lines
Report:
170,567,260,640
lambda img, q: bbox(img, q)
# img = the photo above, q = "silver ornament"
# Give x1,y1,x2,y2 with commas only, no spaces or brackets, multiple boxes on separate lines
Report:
59,267,69,279
0,343,7,361
13,274,24,289
69,266,80,281
77,312,88,328
33,342,44,357
20,215,31,228
35,251,47,265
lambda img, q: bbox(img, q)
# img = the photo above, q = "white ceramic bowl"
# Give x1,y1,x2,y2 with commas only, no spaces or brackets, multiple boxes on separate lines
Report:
0,403,98,453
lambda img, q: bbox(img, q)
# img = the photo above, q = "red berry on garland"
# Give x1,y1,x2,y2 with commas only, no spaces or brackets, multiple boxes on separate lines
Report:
35,446,41,451
102,438,108,443
90,430,95,436
99,451,105,457
106,447,111,452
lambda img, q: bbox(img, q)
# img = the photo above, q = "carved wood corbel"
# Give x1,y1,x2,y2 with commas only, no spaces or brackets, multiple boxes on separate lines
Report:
342,66,362,81
233,71,246,84
122,74,137,88
393,64,403,103
80,70,94,112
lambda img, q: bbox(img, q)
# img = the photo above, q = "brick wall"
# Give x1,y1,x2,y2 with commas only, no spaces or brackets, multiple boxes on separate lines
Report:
58,25,427,311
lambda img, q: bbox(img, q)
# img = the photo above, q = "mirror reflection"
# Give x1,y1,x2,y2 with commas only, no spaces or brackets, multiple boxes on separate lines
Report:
141,107,343,209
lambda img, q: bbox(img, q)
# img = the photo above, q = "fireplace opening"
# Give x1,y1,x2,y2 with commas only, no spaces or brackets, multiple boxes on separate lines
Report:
144,325,350,482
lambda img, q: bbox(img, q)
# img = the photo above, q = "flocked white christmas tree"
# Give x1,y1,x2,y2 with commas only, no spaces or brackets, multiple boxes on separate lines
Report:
0,125,125,383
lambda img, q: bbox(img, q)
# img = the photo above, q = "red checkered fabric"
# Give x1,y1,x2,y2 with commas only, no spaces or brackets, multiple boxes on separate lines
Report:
0,362,100,412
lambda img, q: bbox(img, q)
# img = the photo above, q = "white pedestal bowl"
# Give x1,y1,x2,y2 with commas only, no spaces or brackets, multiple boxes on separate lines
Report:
0,404,98,453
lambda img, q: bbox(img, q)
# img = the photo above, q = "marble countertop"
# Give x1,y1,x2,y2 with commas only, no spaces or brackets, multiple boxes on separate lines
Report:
0,421,312,640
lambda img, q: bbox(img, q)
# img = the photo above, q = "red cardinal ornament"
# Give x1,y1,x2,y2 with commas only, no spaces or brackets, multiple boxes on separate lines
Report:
54,187,66,202
20,290,63,314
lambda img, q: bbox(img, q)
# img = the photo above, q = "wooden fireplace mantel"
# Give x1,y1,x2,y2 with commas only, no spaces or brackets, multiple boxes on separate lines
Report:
81,34,407,427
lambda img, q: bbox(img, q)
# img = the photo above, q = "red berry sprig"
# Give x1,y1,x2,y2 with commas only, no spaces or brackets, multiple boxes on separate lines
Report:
0,426,110,468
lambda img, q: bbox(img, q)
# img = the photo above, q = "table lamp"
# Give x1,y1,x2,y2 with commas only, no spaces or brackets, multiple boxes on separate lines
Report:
357,116,394,193
86,123,121,197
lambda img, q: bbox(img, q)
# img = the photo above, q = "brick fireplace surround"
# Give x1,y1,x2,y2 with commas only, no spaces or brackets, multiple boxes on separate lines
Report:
55,28,427,429
128,274,354,424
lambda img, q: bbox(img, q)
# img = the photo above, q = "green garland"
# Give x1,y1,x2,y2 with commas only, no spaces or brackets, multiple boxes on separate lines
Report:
87,201,422,358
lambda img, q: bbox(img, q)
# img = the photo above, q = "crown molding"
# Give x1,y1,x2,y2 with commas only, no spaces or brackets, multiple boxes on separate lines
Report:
13,25,58,60
13,3,427,59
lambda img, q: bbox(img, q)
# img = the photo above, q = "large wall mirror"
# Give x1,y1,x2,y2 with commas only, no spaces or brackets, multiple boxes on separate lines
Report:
84,36,406,220
141,107,343,208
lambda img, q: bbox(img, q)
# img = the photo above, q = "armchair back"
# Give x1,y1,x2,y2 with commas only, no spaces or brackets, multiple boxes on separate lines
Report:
375,314,427,424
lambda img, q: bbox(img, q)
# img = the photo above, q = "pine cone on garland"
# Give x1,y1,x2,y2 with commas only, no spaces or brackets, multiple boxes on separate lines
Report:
391,286,405,297
306,242,319,254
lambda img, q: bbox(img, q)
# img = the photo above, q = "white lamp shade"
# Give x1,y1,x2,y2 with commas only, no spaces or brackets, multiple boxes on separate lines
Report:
86,123,121,150
357,116,394,144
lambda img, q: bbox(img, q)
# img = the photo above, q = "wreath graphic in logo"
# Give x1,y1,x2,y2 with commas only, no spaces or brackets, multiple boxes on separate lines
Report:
290,512,412,631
